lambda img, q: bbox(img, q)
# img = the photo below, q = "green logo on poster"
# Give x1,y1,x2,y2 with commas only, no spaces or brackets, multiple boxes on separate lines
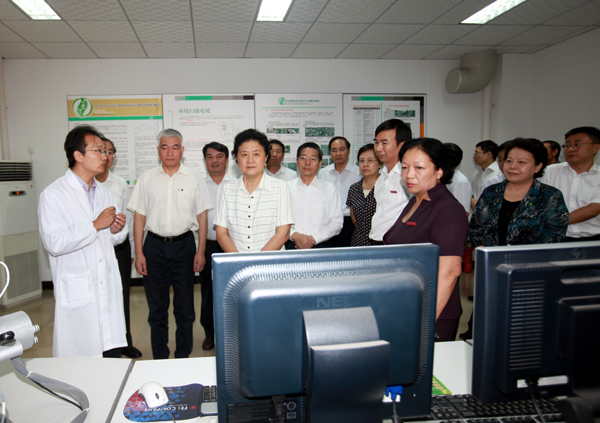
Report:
278,97,287,105
72,97,93,118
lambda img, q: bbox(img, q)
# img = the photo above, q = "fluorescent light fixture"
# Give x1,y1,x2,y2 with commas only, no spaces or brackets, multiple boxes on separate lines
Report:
257,0,293,21
461,0,527,24
11,0,60,20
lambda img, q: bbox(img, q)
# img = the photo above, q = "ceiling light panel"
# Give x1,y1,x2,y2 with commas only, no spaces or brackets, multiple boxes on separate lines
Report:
11,0,60,20
462,0,528,24
257,0,293,21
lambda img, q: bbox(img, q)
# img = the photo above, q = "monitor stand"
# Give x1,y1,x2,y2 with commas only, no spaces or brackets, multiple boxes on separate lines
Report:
302,307,390,423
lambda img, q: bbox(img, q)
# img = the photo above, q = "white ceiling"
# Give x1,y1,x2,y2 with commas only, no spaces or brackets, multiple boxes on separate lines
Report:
0,0,598,60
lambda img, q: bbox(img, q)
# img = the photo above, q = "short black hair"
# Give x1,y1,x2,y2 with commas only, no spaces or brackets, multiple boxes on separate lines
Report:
101,137,116,154
357,143,381,165
505,138,548,178
203,142,229,159
443,143,463,169
328,136,350,150
375,119,412,146
543,140,561,160
297,142,323,161
497,141,513,153
269,139,285,152
564,126,600,144
476,140,499,159
233,129,270,162
400,138,454,185
64,125,104,169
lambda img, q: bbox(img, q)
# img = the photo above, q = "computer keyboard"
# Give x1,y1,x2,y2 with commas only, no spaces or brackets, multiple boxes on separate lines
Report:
404,394,563,423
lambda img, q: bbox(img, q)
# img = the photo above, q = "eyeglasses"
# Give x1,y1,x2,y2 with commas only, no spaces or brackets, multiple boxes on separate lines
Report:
298,155,319,162
84,149,109,156
106,151,115,157
562,142,596,149
358,158,378,164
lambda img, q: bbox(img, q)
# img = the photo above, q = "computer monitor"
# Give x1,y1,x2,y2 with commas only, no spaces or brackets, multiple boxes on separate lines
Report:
472,242,600,421
212,244,439,423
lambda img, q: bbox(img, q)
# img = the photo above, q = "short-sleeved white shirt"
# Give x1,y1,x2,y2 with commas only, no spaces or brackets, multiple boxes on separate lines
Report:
127,164,213,237
319,162,361,217
102,171,134,254
540,162,600,237
206,173,235,241
369,162,410,241
214,173,294,252
287,176,343,244
447,170,473,215
472,161,502,200
265,166,297,182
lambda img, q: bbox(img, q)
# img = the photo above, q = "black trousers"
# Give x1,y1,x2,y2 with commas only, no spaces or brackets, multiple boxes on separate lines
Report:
143,232,196,359
329,216,355,247
199,240,223,339
114,235,133,347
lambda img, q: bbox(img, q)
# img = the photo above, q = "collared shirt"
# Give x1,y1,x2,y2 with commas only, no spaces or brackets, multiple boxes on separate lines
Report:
540,162,600,237
472,161,502,200
447,170,473,215
73,172,97,208
206,173,234,241
214,173,294,252
319,162,361,217
369,162,410,241
265,165,297,182
287,176,343,244
101,171,133,254
127,164,213,237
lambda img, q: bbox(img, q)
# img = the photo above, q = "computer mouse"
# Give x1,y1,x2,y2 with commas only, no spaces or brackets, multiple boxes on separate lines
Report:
138,381,169,408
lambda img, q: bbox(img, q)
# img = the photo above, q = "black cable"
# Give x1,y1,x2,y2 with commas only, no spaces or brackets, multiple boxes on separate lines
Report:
525,377,547,423
164,409,177,423
391,396,403,423
30,379,82,410
272,395,285,423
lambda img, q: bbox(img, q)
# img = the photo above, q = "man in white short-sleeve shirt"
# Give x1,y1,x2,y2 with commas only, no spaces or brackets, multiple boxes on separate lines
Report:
128,128,212,359
370,119,411,244
319,136,361,247
265,139,297,181
471,140,502,210
287,142,343,249
541,126,600,241
444,143,473,216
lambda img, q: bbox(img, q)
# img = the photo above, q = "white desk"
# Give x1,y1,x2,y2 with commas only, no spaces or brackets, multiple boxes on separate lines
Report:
431,340,472,395
0,357,132,423
111,357,217,423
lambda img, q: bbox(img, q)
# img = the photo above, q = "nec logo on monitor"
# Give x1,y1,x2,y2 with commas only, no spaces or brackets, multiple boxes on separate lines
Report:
316,295,356,309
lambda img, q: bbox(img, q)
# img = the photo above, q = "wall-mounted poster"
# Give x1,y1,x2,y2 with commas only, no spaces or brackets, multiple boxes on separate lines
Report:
255,94,343,169
343,95,426,160
67,95,163,184
162,94,255,177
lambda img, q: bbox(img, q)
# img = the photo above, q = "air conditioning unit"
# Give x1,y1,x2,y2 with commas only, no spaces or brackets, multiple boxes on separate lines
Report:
0,161,41,307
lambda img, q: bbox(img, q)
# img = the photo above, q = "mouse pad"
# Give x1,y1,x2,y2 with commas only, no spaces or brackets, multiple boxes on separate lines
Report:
123,383,203,421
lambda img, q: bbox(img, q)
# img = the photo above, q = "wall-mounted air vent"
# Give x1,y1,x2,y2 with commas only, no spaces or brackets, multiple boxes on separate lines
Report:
0,161,32,182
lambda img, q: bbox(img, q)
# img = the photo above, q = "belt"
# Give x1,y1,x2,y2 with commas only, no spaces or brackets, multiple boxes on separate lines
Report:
206,239,220,245
148,231,192,244
371,239,384,245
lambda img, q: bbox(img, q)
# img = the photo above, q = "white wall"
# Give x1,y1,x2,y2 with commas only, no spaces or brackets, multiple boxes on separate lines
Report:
3,57,485,280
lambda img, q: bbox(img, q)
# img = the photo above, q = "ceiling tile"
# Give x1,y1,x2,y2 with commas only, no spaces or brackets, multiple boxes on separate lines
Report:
143,42,195,58
425,44,494,60
382,44,443,59
336,43,396,59
46,0,127,21
32,42,97,58
376,0,462,24
194,21,252,43
489,0,589,25
3,21,80,42
69,21,138,43
403,24,477,44
0,0,29,20
245,42,297,58
0,23,24,42
317,0,395,23
501,25,586,45
354,24,425,43
433,0,495,24
195,42,246,57
286,0,328,22
452,25,532,46
303,23,369,43
291,43,348,58
121,0,191,21
191,0,258,22
132,21,193,43
250,22,311,43
0,42,46,58
493,45,539,54
544,1,600,25
88,42,147,58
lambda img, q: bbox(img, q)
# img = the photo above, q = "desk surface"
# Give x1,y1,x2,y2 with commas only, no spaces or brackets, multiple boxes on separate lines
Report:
0,357,132,423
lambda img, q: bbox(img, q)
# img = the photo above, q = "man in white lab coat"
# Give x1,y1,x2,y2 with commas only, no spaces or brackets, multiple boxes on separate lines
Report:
38,125,128,357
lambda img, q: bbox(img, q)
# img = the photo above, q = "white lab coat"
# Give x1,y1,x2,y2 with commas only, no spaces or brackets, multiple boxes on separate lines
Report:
38,169,128,357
